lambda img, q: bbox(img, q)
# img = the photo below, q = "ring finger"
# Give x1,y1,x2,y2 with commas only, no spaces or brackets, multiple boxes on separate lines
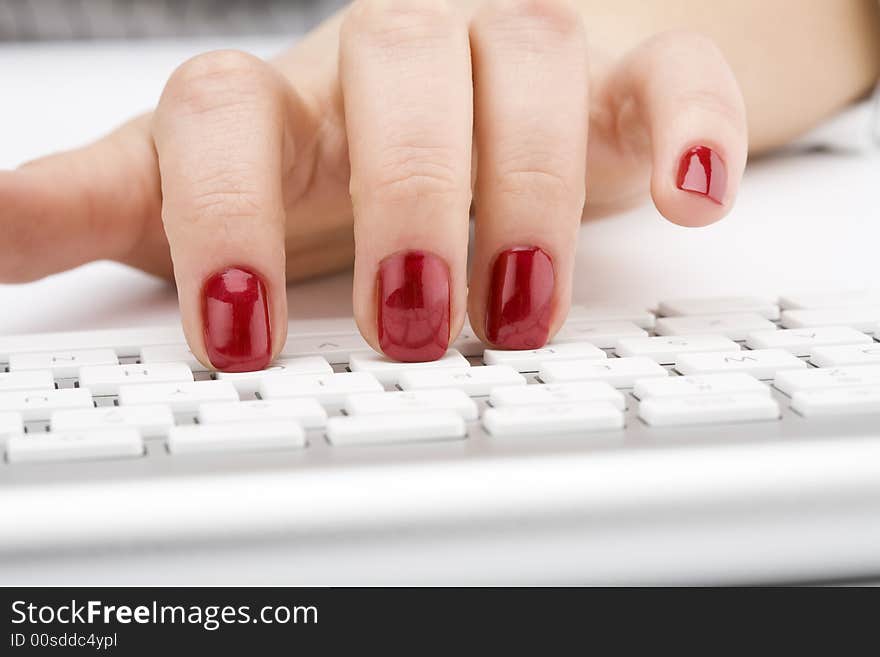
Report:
468,0,589,349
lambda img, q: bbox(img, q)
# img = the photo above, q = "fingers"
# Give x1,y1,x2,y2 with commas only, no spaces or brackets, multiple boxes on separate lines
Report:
153,50,312,372
468,0,588,349
0,115,161,283
340,0,473,362
606,30,748,227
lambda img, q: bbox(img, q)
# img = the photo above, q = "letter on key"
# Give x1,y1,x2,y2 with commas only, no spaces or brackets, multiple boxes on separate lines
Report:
483,342,605,372
674,349,805,379
539,357,667,388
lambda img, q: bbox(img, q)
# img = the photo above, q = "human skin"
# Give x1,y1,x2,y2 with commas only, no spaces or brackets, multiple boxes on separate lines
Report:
1,0,878,369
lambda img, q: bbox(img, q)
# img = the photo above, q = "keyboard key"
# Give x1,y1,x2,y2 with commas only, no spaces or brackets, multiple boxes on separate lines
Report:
259,372,383,409
344,389,478,421
216,356,333,395
674,349,806,379
51,404,174,438
198,399,328,429
638,394,780,427
745,326,871,356
654,313,776,341
539,357,667,388
634,373,768,400
326,411,466,446
791,387,880,417
139,344,208,372
0,412,24,438
0,388,93,421
0,326,185,360
280,333,371,364
614,335,740,364
483,402,623,437
780,307,880,332
779,290,880,310
8,348,118,378
483,342,606,372
567,305,655,329
168,421,306,455
774,365,880,396
658,296,779,320
0,370,55,393
552,320,647,348
119,380,238,413
398,366,526,396
6,428,143,464
810,344,880,368
348,349,470,385
80,363,194,396
489,381,626,411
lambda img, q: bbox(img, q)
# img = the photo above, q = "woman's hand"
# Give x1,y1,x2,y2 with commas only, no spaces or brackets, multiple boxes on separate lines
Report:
1,0,876,371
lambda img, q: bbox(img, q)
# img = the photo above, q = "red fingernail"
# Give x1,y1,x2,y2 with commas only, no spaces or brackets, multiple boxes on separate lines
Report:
676,145,726,204
377,250,450,362
485,246,554,350
202,267,271,372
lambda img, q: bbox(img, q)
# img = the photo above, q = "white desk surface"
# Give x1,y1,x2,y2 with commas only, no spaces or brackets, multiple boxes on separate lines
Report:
1,36,878,335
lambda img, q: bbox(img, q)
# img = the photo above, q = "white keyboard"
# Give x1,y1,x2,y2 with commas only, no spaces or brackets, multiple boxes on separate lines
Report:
6,293,880,585
6,294,880,463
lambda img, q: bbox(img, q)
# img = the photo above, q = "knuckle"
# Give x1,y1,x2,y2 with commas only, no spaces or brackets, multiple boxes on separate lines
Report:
161,50,267,117
493,155,581,204
674,87,745,132
354,144,466,207
344,0,462,49
474,0,583,42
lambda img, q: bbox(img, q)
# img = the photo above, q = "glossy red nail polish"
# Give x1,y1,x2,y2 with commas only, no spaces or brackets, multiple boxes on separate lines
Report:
485,247,554,350
202,267,271,372
676,145,726,204
377,250,450,362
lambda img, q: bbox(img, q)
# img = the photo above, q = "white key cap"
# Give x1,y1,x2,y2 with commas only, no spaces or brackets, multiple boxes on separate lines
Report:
8,349,118,378
348,349,470,385
51,404,174,438
483,342,606,372
280,333,371,364
490,382,626,411
774,365,880,396
0,412,24,438
216,356,333,395
451,324,484,357
779,290,880,310
614,335,740,364
344,389,478,421
168,421,305,455
0,326,185,360
483,402,623,437
780,307,880,332
638,394,780,427
675,349,805,379
198,399,327,429
539,357,667,388
6,428,143,464
567,305,655,329
659,296,779,320
0,388,93,421
552,320,647,348
0,370,54,393
398,366,526,396
791,387,880,417
259,372,383,410
634,373,768,401
119,380,238,413
810,344,880,368
80,363,194,396
654,313,776,340
326,411,466,446
139,344,208,372
746,326,871,356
